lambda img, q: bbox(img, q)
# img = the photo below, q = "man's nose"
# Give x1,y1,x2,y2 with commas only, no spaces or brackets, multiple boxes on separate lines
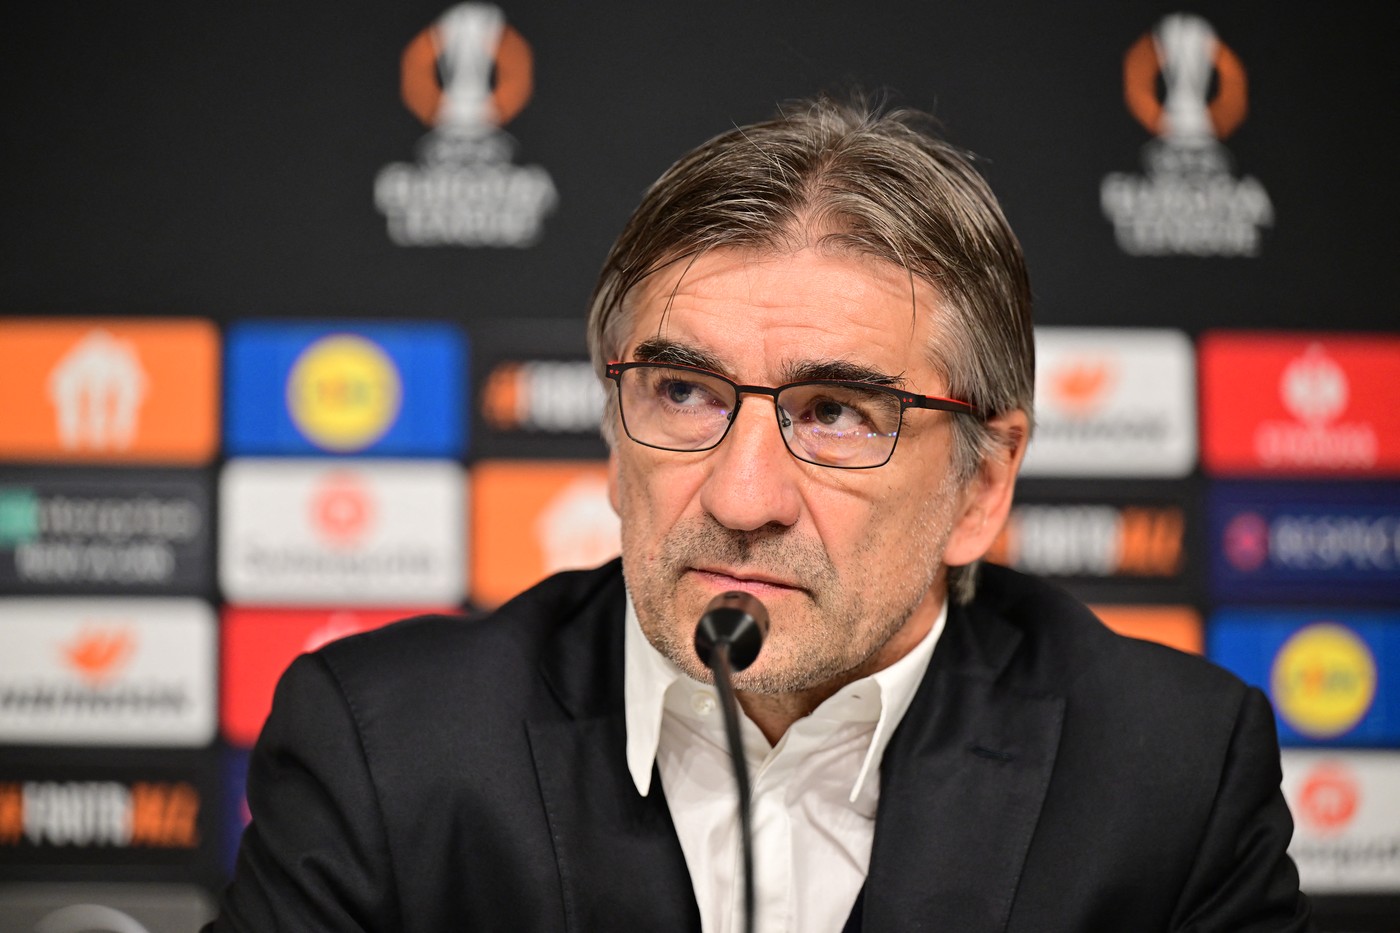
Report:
697,396,802,532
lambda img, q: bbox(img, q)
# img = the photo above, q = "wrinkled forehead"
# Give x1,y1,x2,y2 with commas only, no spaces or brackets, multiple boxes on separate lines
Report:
613,241,936,350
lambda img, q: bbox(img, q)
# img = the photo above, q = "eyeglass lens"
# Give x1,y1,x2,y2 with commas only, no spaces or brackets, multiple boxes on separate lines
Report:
618,365,903,468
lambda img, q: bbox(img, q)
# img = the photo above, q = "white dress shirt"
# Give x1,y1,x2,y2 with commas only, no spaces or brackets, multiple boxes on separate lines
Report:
624,596,946,933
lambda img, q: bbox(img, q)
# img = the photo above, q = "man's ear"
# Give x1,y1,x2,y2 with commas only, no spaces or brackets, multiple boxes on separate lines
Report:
942,409,1029,567
607,448,622,516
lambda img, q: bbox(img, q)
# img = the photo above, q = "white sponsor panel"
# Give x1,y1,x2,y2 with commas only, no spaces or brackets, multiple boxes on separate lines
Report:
0,598,215,746
1282,750,1400,893
220,459,465,604
1021,328,1196,477
0,884,215,933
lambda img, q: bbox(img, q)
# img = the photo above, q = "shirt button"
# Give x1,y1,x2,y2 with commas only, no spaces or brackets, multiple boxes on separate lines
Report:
691,692,716,715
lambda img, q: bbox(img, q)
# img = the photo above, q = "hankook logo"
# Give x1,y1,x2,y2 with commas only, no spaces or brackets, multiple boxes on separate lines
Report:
373,3,558,247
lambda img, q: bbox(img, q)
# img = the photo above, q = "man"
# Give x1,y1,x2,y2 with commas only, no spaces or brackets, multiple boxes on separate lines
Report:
210,97,1312,932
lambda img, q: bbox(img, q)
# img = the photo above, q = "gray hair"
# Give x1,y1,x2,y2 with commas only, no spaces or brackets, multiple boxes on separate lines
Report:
586,95,1034,602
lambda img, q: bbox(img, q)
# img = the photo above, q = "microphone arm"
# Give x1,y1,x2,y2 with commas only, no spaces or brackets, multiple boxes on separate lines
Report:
694,591,769,933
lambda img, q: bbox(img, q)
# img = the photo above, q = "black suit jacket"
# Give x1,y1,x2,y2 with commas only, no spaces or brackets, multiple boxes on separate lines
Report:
209,561,1312,932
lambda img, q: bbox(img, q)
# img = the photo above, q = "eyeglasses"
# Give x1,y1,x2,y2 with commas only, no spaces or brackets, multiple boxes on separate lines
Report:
606,361,978,469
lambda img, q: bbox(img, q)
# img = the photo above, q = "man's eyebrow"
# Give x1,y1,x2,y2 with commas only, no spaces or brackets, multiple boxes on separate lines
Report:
629,340,907,388
630,338,729,374
780,359,908,388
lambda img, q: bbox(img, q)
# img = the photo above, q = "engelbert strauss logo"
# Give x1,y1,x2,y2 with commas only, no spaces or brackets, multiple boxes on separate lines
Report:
374,3,558,247
1100,13,1273,257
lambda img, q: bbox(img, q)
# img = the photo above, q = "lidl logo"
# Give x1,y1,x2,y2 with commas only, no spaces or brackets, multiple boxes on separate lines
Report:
0,319,219,464
1271,624,1377,740
1209,609,1399,746
287,335,403,452
1201,333,1400,476
225,322,465,457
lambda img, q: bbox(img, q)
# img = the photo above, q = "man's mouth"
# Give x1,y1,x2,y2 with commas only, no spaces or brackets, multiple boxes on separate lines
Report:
687,566,807,596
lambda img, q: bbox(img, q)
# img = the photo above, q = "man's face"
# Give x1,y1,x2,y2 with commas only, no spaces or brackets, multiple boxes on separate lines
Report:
608,246,978,694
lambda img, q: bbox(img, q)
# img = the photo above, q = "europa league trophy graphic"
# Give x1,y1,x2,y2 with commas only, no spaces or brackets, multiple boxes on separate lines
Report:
1103,11,1269,256
414,2,520,166
377,1,556,247
1144,14,1233,176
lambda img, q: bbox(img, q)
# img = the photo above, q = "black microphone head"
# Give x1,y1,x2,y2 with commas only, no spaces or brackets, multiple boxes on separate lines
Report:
694,591,770,673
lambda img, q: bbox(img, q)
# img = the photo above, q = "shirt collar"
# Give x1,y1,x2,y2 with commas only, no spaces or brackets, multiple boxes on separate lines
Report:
624,589,948,802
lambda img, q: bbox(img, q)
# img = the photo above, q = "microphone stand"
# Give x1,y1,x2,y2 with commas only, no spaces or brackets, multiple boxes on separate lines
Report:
695,591,768,933
709,641,755,933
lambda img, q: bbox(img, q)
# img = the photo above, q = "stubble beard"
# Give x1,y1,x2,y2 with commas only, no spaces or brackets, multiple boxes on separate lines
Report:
624,480,955,697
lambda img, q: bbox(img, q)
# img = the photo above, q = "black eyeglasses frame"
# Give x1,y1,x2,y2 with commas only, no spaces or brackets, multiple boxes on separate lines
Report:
605,360,979,470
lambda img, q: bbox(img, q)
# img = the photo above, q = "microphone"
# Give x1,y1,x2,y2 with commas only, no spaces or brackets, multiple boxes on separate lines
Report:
694,591,769,933
694,590,769,672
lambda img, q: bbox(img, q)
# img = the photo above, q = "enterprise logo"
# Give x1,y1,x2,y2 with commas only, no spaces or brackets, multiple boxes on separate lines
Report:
1022,328,1195,478
0,598,216,746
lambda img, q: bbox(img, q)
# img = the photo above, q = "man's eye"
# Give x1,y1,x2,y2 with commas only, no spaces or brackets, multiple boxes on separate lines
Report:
813,400,849,425
661,380,705,406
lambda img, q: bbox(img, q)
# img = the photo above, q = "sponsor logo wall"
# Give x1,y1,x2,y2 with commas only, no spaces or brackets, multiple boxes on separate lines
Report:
4,3,1398,925
4,315,1397,915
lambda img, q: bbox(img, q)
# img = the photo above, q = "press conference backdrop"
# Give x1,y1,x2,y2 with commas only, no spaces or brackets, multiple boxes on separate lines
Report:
1,2,1397,929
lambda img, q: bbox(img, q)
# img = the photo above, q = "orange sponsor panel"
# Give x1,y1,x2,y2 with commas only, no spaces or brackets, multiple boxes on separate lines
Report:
1093,605,1203,655
470,460,620,608
0,318,218,463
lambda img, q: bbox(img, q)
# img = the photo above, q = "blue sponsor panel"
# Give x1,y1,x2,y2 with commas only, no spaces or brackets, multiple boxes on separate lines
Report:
1208,609,1400,747
222,745,251,876
1209,481,1400,603
225,321,466,457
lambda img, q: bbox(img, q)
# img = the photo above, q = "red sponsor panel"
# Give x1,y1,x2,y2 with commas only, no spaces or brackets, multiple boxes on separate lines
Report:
1200,332,1400,476
220,607,451,746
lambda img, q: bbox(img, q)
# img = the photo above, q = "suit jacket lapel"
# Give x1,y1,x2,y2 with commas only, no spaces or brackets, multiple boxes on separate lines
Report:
860,598,1065,933
526,568,701,932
